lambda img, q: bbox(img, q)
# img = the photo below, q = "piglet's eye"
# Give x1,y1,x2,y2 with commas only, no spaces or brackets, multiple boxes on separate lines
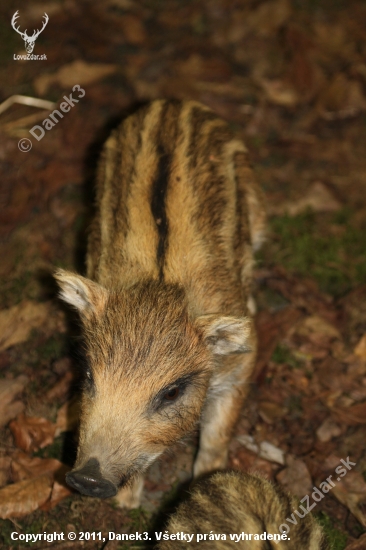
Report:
164,387,180,401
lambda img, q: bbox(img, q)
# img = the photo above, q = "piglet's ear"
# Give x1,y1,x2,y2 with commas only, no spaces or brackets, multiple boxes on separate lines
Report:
54,269,108,316
195,314,253,355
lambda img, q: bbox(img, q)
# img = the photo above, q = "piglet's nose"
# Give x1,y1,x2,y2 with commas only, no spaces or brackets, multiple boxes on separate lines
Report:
66,458,117,499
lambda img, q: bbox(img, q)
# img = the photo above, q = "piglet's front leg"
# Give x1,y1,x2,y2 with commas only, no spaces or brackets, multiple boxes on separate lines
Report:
193,392,240,478
113,476,144,509
193,355,255,479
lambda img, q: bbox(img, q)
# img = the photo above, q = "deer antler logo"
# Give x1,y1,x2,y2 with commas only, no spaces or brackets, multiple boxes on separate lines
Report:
11,10,49,54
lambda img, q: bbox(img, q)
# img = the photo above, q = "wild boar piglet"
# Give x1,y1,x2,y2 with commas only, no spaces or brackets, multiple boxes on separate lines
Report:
158,471,330,549
55,99,266,508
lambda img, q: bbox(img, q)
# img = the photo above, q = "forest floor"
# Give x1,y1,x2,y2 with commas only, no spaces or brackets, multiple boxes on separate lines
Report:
0,0,366,548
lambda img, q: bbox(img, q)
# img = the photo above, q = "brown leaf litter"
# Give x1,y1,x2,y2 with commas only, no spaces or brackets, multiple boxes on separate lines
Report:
10,414,56,453
0,375,28,429
0,301,66,352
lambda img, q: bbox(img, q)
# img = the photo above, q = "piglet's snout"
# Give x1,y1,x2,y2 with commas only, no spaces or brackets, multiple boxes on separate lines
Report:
66,457,117,499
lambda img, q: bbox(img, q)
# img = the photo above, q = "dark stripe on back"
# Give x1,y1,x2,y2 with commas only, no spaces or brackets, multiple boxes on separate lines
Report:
108,112,146,242
188,106,219,168
158,99,183,153
150,100,182,278
151,145,170,279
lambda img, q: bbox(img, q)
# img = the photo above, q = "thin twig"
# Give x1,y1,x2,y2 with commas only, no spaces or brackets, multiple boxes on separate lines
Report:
0,95,55,116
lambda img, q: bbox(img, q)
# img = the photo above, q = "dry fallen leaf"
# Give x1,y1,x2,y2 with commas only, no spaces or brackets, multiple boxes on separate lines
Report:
53,356,72,375
229,447,274,480
0,475,52,519
294,315,341,346
0,375,28,428
9,454,72,511
354,334,366,362
0,456,12,488
10,414,56,453
119,14,147,45
236,435,285,465
269,181,341,216
276,457,313,498
345,533,366,550
332,471,366,527
46,371,74,402
247,0,292,36
258,401,286,424
55,397,81,436
260,78,299,107
176,54,231,82
316,417,342,442
23,2,63,20
314,22,348,56
11,453,69,483
321,454,349,473
254,307,303,381
317,74,366,120
0,301,52,351
34,61,117,95
285,26,325,103
333,402,366,426
40,481,73,511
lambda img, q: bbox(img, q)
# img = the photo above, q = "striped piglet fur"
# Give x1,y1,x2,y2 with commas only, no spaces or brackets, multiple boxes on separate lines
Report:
159,471,329,550
55,100,266,508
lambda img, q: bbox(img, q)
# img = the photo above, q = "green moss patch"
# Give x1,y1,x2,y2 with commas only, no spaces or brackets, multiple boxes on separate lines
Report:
265,208,366,297
272,344,303,368
316,512,348,550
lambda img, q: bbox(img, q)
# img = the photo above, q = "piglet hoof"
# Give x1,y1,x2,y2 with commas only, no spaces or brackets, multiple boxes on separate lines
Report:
113,476,144,509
